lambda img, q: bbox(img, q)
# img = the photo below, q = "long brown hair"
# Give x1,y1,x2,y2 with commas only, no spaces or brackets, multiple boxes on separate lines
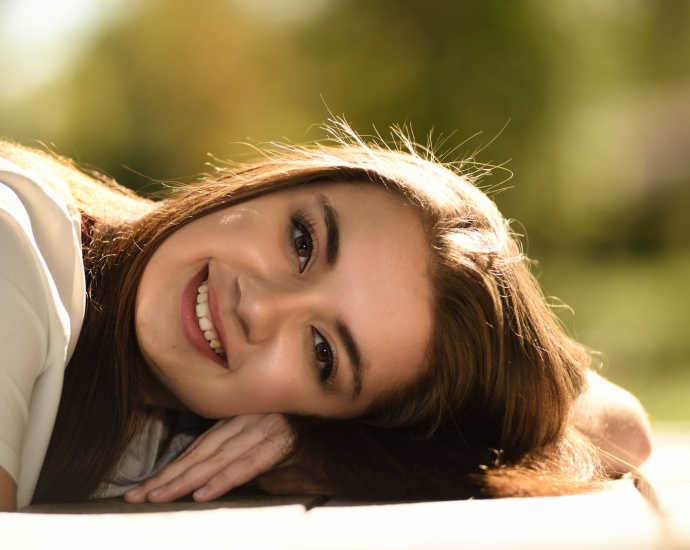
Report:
1,124,602,503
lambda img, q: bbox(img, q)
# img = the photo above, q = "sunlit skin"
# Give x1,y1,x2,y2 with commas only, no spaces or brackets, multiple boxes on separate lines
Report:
135,182,433,419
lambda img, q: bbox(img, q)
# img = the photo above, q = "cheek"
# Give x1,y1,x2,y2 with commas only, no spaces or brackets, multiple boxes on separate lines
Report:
167,209,267,256
134,306,157,351
212,213,283,270
135,274,175,356
233,337,310,411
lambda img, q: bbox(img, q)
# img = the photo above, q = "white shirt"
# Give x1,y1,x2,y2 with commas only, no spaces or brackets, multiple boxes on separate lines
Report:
95,410,197,498
0,159,86,508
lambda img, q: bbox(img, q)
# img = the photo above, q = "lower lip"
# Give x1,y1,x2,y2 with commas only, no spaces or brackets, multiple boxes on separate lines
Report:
181,266,227,368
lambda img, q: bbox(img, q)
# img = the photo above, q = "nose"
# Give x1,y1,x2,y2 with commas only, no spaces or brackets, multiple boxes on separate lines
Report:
236,273,311,343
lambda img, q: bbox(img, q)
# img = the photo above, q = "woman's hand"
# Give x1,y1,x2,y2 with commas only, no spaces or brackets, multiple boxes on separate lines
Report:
124,413,292,503
573,371,653,476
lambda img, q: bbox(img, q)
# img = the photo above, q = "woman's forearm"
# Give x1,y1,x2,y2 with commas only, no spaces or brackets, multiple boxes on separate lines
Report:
573,371,653,475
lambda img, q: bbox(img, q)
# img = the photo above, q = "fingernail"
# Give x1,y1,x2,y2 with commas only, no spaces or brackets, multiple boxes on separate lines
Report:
125,486,144,497
193,487,208,500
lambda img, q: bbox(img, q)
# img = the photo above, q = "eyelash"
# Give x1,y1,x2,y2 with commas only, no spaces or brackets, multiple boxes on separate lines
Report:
290,212,337,390
290,211,318,273
312,328,338,390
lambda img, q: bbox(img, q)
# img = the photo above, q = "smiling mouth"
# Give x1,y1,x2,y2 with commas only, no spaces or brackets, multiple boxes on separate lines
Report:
195,279,226,359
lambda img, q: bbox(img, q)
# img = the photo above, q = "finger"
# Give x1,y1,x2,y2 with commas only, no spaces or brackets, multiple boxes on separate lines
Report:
124,439,214,503
145,426,271,502
192,432,292,502
150,415,291,503
169,416,248,468
192,416,292,501
174,417,242,461
125,415,289,503
124,417,247,502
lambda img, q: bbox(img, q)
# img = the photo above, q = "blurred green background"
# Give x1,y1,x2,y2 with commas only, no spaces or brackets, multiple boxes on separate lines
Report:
1,0,688,420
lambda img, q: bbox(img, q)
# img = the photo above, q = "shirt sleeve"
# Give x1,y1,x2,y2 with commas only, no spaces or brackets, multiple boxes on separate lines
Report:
0,183,49,484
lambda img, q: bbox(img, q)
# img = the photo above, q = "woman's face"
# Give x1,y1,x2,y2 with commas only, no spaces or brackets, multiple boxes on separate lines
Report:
135,182,432,419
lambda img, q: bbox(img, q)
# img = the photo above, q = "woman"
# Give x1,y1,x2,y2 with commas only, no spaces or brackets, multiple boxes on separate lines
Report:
0,124,652,511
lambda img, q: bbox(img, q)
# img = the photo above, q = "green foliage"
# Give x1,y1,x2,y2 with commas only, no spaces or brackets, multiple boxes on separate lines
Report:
2,0,689,418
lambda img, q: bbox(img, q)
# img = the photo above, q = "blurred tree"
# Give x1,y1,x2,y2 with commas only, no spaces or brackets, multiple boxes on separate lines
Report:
2,0,688,254
2,0,689,419
2,1,549,202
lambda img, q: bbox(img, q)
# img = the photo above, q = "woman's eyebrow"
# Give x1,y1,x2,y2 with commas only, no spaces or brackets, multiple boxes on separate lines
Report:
335,319,366,400
315,193,339,268
313,194,363,398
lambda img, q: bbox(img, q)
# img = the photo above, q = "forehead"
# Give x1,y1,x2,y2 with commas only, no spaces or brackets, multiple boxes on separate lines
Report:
296,182,433,407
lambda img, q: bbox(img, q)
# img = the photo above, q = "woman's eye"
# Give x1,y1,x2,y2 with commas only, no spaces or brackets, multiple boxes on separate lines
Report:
313,329,335,385
292,221,313,272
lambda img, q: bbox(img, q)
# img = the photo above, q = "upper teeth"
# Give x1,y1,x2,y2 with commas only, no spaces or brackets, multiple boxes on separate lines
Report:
196,280,225,357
